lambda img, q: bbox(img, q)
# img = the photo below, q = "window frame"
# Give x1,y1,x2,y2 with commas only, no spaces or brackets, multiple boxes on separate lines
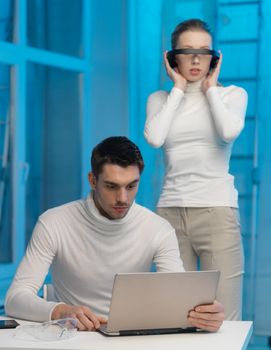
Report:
0,0,92,300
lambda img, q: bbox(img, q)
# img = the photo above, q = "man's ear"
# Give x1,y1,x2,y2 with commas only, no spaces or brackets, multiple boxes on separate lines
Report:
88,172,96,190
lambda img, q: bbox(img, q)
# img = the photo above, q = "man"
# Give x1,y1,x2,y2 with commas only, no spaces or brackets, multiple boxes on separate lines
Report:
5,136,224,332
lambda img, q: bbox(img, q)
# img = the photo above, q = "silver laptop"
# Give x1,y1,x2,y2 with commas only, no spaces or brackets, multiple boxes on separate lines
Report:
98,270,220,336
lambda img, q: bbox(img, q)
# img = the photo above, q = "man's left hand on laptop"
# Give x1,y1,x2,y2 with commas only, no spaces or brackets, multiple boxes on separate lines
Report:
187,300,224,332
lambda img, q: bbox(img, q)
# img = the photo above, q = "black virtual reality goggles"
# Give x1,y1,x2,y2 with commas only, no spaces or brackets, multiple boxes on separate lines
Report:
167,48,220,70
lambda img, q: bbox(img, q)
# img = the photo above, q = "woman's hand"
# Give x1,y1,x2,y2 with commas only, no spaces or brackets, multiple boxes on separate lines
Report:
164,51,187,91
202,51,222,93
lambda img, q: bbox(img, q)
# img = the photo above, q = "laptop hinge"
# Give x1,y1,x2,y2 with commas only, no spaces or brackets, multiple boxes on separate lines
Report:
119,327,198,336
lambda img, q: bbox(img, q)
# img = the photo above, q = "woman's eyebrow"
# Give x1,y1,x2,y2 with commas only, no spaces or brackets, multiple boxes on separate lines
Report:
181,45,210,49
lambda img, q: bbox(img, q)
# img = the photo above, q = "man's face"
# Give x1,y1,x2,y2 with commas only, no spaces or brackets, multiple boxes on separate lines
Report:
88,164,140,220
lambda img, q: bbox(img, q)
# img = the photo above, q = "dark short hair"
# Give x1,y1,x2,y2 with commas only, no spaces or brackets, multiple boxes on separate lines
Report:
91,136,144,177
171,19,212,49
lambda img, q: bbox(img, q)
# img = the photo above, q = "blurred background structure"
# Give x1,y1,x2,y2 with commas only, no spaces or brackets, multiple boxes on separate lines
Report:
0,0,271,348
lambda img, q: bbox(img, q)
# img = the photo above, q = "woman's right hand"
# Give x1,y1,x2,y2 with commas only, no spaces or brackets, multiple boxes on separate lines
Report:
164,51,187,91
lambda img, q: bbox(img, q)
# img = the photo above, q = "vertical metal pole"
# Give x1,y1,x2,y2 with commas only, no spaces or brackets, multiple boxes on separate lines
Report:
127,0,139,142
81,0,92,197
0,111,10,223
247,0,262,321
12,0,27,262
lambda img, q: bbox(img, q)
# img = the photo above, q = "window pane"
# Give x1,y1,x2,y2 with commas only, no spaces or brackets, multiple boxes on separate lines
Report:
0,0,14,42
25,63,82,243
0,63,12,262
27,0,83,57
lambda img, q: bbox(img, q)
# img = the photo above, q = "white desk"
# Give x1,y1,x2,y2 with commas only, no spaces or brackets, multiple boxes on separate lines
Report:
0,319,253,350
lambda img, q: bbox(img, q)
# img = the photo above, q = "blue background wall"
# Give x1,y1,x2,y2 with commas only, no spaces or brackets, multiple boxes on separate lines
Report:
0,0,271,348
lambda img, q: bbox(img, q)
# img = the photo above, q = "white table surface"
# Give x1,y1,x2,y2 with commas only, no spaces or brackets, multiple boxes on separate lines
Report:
0,318,253,350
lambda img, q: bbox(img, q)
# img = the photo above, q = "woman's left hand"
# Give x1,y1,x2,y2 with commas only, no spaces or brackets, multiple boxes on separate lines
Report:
202,51,222,93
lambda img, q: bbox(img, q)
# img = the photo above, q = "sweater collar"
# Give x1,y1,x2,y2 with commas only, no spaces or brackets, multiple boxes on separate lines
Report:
84,193,136,233
185,77,205,93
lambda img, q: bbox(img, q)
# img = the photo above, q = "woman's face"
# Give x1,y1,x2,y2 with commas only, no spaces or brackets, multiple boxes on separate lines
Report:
175,30,212,82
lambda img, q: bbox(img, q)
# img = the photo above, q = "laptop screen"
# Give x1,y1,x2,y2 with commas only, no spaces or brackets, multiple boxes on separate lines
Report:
103,270,220,335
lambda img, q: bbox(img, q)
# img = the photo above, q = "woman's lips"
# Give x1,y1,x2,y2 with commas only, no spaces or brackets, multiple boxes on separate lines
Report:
190,69,201,75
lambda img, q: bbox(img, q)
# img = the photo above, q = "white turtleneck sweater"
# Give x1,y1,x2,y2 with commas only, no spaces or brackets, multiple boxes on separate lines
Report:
5,195,184,322
144,81,248,208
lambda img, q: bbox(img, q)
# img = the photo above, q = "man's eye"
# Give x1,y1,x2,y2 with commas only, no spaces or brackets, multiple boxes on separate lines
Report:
127,184,137,190
106,184,116,190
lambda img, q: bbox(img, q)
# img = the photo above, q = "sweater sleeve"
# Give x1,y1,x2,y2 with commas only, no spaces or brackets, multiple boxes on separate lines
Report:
144,87,184,148
206,86,248,143
4,219,61,322
153,226,185,272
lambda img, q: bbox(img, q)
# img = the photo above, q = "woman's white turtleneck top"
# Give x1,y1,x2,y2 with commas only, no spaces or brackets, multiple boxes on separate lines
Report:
5,195,183,321
144,81,248,208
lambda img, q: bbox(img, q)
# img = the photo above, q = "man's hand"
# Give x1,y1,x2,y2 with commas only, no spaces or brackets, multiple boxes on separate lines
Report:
187,300,224,332
51,304,107,331
164,51,187,91
201,51,222,93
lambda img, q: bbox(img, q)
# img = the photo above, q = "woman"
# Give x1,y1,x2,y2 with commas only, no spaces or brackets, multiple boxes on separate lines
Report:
144,19,248,320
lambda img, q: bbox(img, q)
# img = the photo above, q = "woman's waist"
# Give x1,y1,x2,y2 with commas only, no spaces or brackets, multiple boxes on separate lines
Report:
161,173,236,195
164,145,231,171
164,167,233,182
158,177,238,207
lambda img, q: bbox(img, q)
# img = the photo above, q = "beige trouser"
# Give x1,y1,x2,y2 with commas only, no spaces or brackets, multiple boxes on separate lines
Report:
157,207,244,320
